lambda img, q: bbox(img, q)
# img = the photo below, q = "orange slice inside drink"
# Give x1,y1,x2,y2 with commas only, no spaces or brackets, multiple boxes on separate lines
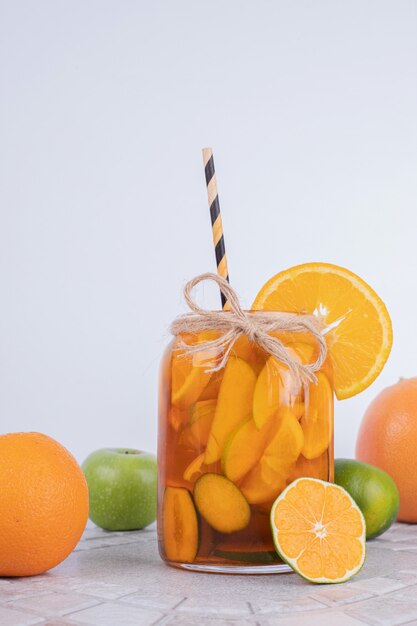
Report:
240,409,304,504
300,372,333,459
171,331,219,408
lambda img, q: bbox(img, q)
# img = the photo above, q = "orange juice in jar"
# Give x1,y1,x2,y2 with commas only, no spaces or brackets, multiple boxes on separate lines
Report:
157,291,333,573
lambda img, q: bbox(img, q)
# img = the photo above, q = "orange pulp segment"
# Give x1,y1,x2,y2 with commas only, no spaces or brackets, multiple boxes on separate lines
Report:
271,478,366,583
252,263,392,400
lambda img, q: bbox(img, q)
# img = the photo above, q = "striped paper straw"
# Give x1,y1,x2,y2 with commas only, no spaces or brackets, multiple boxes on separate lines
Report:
202,148,230,309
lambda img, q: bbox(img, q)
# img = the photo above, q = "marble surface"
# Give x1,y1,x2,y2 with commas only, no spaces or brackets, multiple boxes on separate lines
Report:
0,523,417,625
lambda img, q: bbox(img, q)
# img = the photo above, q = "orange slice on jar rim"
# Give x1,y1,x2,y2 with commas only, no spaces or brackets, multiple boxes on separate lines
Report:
252,263,393,400
270,478,366,583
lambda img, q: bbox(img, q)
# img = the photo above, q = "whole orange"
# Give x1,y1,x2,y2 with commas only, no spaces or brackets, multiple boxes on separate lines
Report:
356,378,417,522
0,432,89,576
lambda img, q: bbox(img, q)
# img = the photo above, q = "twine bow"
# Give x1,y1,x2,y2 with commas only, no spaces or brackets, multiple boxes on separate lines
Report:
170,273,328,384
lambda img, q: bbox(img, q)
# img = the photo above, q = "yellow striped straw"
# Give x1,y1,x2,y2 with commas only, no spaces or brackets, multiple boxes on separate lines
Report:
202,148,230,309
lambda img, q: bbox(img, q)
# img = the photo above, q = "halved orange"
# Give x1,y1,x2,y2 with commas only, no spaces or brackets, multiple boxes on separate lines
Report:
271,477,366,583
253,263,392,400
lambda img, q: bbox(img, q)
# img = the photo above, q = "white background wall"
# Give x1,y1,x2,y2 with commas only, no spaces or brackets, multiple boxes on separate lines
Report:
1,1,416,464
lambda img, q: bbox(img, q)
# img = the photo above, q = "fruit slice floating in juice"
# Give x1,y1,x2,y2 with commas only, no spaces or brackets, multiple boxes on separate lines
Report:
163,487,199,562
194,473,251,533
240,409,304,504
171,331,220,409
222,415,275,483
300,372,333,459
253,358,282,429
179,400,217,449
204,356,257,464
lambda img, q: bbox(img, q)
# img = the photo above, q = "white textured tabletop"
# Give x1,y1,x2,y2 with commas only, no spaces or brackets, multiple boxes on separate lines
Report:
0,523,417,626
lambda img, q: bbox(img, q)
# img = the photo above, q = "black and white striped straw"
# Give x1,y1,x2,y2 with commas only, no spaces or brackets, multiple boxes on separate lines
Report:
202,147,230,309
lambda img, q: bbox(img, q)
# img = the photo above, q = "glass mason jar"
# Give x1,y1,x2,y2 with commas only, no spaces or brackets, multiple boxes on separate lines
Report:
157,321,334,574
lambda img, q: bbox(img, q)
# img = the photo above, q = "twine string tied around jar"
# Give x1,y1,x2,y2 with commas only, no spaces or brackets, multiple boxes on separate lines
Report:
170,273,328,384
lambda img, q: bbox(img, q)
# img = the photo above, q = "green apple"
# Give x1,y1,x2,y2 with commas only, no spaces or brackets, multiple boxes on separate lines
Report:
82,448,157,531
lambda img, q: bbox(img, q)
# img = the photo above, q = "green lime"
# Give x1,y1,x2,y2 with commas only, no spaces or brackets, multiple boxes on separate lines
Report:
334,458,399,539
